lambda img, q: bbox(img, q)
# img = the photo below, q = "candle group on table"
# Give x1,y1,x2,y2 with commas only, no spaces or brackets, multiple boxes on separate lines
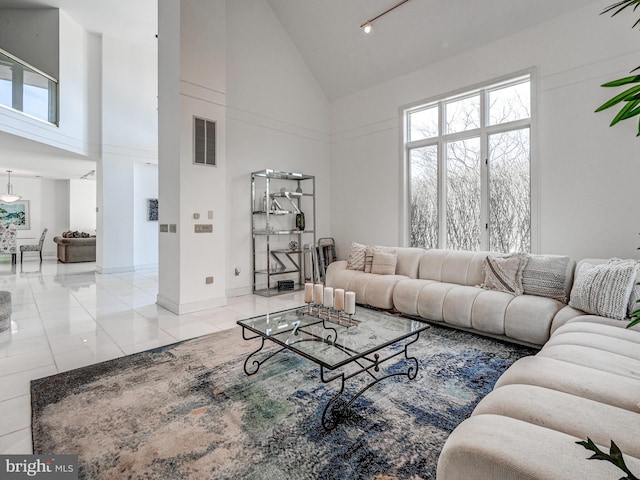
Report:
304,283,356,315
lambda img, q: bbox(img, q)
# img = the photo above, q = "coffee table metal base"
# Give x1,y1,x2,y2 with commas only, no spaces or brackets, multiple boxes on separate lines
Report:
319,332,420,430
240,321,422,430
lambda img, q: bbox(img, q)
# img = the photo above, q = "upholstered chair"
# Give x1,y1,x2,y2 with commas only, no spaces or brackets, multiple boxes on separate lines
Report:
0,224,17,264
20,228,47,263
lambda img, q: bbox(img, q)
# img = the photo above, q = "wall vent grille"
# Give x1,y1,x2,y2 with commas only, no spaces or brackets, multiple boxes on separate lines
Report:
194,117,216,166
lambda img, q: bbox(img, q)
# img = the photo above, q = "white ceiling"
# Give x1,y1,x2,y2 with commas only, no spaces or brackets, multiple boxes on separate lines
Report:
0,0,604,180
266,0,604,101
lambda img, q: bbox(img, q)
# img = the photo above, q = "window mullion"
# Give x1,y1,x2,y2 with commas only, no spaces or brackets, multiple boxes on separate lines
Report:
438,102,446,249
480,89,489,251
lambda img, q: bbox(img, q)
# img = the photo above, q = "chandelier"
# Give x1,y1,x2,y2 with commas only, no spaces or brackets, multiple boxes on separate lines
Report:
0,170,21,203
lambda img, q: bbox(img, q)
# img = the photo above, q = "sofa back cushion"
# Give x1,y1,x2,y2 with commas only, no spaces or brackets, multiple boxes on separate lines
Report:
395,247,427,278
418,249,488,286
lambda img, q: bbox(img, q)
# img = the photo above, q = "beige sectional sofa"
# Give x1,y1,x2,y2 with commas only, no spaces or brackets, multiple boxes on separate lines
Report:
326,247,580,347
326,246,640,480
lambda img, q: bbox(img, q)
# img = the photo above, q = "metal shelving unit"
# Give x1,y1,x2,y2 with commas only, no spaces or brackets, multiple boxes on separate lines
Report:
251,169,316,296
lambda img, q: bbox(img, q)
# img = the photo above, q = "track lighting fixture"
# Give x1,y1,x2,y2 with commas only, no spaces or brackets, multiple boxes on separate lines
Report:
360,0,410,34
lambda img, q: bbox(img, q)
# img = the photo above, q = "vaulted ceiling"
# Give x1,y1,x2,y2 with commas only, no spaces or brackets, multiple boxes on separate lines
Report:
266,0,602,100
0,0,604,179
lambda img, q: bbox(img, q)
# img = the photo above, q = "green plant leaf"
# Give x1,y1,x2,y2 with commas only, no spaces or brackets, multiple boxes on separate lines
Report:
602,75,640,87
627,317,640,328
596,85,640,112
577,438,640,480
610,99,640,125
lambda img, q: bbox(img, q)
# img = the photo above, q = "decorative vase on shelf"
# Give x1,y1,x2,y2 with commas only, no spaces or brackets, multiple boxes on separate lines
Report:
296,212,305,231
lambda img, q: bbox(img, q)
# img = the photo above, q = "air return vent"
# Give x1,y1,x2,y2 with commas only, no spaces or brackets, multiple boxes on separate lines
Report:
194,117,216,166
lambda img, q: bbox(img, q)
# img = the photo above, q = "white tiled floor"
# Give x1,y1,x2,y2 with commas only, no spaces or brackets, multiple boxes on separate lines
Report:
0,256,305,454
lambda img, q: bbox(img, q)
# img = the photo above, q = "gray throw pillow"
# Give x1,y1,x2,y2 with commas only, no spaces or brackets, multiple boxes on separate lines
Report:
522,254,571,303
569,260,639,320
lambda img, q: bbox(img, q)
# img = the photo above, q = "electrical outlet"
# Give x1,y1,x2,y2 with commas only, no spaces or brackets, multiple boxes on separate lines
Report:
206,276,214,284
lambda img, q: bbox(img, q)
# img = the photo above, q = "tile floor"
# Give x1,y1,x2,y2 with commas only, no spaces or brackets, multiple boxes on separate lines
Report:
0,257,305,454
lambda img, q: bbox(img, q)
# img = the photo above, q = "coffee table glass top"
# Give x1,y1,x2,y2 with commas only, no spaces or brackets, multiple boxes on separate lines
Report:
237,307,429,370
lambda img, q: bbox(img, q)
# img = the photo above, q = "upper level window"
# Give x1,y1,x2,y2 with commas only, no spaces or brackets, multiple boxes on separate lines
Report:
0,47,58,125
405,74,531,253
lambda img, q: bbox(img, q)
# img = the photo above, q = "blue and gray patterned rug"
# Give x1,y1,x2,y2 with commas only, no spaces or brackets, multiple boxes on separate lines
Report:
31,317,536,479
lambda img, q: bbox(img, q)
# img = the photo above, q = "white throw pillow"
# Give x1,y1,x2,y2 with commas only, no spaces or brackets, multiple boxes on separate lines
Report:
346,242,368,271
371,249,398,275
569,259,639,320
481,254,527,296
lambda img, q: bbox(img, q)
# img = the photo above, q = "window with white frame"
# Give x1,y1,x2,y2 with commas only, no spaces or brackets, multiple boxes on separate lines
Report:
405,74,531,253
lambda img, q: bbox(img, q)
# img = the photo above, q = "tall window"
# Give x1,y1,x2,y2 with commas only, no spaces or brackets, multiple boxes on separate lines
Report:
0,47,58,125
405,74,531,253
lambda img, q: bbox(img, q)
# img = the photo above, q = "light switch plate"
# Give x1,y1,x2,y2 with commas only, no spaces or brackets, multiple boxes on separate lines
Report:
195,224,213,233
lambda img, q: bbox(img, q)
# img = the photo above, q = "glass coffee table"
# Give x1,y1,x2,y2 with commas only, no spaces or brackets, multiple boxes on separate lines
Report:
237,306,429,430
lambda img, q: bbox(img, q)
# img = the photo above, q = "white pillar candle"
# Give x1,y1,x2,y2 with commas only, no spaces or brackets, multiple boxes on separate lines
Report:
345,291,356,315
313,284,324,305
324,287,334,308
304,283,314,303
334,288,345,311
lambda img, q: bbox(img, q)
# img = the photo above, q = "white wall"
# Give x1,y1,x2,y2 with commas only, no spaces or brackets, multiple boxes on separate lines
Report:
5,176,68,257
330,3,640,261
0,11,92,157
134,163,158,268
97,30,158,273
0,8,59,78
158,0,228,313
69,179,96,233
225,0,331,296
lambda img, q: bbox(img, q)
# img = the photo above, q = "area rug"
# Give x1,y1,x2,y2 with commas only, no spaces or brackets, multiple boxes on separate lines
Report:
32,317,537,480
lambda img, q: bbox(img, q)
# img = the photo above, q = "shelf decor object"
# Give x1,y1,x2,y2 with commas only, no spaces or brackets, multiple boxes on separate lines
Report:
251,169,316,296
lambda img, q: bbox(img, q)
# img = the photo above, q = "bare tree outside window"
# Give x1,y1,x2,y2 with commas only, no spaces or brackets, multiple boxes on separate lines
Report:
406,75,531,253
489,129,530,253
446,138,481,250
410,146,438,248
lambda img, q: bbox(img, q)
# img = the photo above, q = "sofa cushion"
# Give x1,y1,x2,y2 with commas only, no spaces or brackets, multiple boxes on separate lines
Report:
393,279,437,316
495,355,640,413
569,259,638,320
521,254,573,302
364,275,407,310
472,384,640,459
470,290,514,335
503,295,565,346
394,247,426,279
538,344,640,381
544,331,640,362
481,254,526,296
418,249,487,286
437,414,640,480
416,282,457,321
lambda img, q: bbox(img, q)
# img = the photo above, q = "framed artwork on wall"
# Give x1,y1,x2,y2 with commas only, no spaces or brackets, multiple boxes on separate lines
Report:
147,198,158,221
0,200,30,230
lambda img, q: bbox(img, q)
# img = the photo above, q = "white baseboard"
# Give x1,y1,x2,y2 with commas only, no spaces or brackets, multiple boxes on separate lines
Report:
226,286,253,298
156,293,227,314
96,265,135,274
